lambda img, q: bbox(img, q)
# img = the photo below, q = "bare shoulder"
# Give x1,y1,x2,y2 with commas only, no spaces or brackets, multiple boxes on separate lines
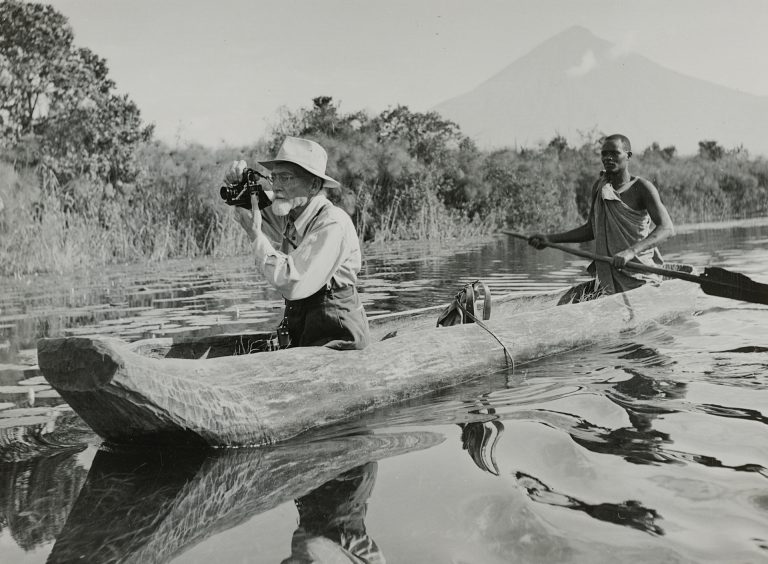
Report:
633,176,657,190
631,176,672,227
632,176,662,200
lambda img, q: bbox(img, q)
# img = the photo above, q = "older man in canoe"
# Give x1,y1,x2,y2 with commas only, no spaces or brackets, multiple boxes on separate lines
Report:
225,137,370,349
528,134,675,303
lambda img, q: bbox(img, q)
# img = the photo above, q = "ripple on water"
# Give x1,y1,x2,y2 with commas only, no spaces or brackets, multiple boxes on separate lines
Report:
0,225,766,563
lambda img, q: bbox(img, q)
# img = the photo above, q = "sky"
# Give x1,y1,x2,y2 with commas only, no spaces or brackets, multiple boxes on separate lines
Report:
44,0,768,148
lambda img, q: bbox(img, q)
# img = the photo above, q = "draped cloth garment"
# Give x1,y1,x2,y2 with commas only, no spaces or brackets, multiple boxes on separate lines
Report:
590,176,664,294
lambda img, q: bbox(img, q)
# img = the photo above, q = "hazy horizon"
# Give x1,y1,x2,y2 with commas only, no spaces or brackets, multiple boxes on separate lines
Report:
44,0,768,150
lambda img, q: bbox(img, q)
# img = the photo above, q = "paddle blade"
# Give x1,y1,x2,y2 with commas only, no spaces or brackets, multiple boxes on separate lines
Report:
701,267,768,305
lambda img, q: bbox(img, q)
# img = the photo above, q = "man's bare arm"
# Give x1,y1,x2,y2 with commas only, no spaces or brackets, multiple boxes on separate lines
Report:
633,179,675,255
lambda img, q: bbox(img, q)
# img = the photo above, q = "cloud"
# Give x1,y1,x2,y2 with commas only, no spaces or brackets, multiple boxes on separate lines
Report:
566,50,597,77
609,31,639,59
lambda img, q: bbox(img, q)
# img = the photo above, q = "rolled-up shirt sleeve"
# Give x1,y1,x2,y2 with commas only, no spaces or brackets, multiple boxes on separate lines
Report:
253,221,344,300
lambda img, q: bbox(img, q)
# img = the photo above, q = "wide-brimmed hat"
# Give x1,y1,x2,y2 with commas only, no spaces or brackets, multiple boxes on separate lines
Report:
259,137,340,189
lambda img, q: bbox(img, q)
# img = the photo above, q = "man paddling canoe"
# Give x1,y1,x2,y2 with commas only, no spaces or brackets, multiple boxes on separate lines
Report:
224,137,370,349
528,134,675,303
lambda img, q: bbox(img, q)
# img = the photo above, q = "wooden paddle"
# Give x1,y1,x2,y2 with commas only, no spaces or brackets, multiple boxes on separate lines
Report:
504,231,768,306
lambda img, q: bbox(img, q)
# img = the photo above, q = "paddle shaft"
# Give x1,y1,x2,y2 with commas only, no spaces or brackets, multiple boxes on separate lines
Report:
503,231,707,284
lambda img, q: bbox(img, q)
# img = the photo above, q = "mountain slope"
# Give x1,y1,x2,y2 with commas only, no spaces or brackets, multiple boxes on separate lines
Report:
433,26,768,155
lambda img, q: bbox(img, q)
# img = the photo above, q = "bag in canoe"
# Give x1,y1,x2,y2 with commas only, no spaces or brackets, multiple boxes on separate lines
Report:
437,280,492,327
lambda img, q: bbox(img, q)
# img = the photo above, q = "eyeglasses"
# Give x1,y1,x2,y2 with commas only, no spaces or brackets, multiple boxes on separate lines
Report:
271,173,299,184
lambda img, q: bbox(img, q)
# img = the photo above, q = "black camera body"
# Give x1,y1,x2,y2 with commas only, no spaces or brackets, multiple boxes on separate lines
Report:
220,168,273,210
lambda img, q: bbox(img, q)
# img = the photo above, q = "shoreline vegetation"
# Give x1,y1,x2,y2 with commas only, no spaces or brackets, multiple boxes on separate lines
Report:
1,2,767,278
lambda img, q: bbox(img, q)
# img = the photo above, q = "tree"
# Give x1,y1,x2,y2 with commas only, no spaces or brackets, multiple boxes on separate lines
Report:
373,105,462,165
698,140,725,161
0,1,73,141
268,96,367,153
547,134,569,154
0,1,153,184
643,142,676,161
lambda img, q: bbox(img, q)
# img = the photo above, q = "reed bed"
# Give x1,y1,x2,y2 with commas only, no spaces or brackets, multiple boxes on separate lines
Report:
1,141,766,278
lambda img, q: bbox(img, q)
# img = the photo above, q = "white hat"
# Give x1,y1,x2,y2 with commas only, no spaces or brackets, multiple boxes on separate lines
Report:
259,137,340,189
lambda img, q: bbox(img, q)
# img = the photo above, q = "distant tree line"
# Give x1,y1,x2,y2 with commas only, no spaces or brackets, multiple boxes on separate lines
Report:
1,1,767,276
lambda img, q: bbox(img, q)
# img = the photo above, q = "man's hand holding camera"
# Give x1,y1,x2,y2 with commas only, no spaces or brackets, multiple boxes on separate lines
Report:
224,159,247,187
225,160,262,242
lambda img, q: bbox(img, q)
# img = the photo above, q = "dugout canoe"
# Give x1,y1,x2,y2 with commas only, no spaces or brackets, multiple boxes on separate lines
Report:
36,278,700,447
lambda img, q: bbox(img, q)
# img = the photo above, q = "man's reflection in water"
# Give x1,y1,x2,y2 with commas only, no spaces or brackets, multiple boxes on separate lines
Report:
510,346,683,535
570,344,688,465
281,461,385,564
515,471,664,535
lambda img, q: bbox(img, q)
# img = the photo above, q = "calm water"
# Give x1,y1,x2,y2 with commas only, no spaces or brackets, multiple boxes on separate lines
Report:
0,220,767,563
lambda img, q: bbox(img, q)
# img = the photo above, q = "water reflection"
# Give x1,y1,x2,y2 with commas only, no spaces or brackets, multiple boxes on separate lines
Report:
285,462,383,564
0,220,766,562
0,258,282,351
570,343,764,474
569,344,689,466
458,405,505,476
0,410,95,463
298,370,514,478
514,472,664,535
46,431,443,564
0,448,88,551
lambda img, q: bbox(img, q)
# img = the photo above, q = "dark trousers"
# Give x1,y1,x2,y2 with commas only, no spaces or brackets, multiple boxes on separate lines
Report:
283,284,370,350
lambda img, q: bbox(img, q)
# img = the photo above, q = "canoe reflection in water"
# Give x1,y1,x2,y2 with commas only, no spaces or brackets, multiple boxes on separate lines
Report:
0,448,88,552
47,431,443,564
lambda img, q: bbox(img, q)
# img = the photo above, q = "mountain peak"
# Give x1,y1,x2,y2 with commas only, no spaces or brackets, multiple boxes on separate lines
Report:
434,27,768,155
540,26,611,52
543,25,607,47
479,26,617,87
527,26,615,70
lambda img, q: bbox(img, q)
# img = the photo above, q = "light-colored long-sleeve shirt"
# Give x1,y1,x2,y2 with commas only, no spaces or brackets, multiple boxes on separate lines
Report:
252,194,362,300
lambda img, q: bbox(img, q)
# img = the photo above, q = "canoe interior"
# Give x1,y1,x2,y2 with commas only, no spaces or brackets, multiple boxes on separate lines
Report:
129,288,565,360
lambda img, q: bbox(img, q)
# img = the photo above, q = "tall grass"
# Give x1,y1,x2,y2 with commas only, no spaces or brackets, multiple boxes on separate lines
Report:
370,190,500,242
1,141,766,277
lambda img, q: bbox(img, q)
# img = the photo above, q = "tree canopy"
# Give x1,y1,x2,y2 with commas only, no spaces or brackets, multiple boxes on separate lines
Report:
0,0,153,184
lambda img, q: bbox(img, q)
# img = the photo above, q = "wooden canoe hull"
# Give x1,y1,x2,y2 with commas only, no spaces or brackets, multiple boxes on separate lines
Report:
37,281,699,447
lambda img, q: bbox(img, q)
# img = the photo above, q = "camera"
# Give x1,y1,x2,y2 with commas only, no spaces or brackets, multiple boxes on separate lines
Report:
220,168,273,210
